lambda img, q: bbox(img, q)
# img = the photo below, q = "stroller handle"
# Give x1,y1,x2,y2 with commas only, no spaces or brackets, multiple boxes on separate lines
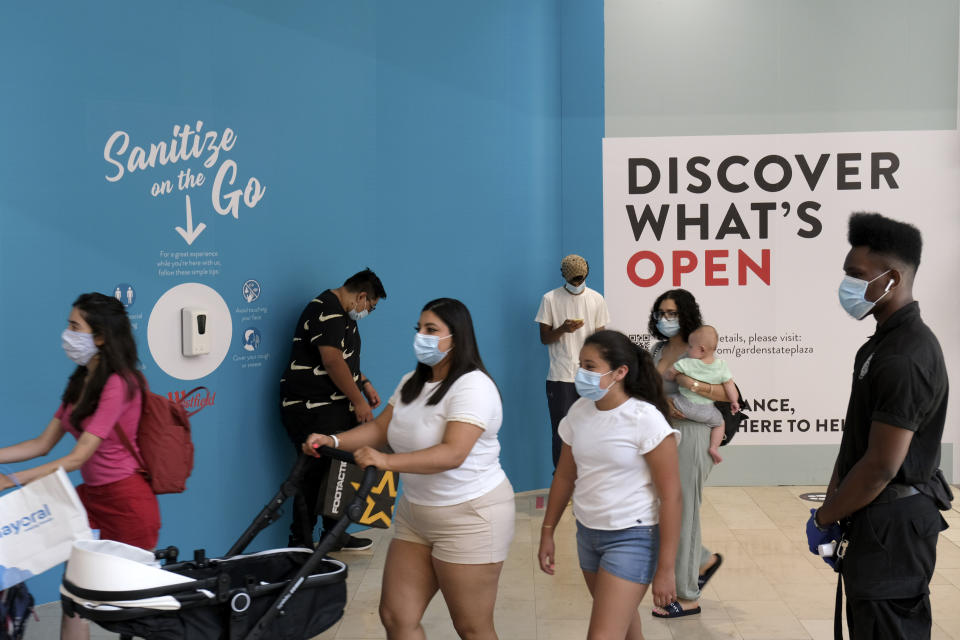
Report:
315,445,356,465
226,447,377,558
242,449,381,640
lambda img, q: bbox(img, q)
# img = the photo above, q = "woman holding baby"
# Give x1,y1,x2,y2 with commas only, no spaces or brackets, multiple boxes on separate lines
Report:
646,288,728,619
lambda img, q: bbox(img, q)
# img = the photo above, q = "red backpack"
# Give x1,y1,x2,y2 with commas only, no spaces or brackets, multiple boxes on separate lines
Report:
115,384,205,494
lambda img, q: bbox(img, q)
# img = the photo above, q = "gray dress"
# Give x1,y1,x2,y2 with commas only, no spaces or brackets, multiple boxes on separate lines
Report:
653,342,715,602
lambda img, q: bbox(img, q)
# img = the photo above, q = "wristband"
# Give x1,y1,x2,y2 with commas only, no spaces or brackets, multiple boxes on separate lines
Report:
330,434,340,449
813,508,831,532
1,471,22,488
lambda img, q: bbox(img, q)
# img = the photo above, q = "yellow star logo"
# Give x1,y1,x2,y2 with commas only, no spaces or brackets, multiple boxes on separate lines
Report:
350,471,397,527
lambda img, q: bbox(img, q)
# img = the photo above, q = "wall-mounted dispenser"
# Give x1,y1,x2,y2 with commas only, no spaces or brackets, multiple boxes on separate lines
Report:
181,308,210,356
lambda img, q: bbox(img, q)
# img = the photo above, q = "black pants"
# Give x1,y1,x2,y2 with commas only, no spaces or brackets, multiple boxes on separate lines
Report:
546,380,579,469
280,399,355,545
846,595,932,640
841,494,947,640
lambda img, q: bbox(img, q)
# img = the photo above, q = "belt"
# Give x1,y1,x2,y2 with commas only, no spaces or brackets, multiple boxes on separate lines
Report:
871,483,920,505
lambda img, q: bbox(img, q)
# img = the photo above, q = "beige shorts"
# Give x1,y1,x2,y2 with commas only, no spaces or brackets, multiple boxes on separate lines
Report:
393,479,515,564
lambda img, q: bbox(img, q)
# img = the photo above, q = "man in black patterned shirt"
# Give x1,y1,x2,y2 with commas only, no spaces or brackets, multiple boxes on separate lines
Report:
281,268,386,550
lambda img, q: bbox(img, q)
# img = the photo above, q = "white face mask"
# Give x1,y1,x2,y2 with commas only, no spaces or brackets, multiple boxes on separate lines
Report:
565,281,586,295
348,298,369,321
62,329,98,366
838,270,892,320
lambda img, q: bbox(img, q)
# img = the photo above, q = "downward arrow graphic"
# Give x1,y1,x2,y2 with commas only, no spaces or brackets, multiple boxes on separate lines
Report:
175,195,207,245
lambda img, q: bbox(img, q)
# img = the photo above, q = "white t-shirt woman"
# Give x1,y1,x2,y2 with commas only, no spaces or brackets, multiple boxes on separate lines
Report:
538,329,683,638
387,369,506,505
559,396,679,530
302,298,514,640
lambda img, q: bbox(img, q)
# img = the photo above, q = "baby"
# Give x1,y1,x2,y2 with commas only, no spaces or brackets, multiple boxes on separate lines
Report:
664,325,739,464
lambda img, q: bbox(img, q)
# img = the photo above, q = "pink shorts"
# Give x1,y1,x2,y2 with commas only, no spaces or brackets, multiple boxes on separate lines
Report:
77,473,161,550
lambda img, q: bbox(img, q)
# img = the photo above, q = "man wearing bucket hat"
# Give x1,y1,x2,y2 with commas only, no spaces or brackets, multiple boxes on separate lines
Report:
535,254,609,469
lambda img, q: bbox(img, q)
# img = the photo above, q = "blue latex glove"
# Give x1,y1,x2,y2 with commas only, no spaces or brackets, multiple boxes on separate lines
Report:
805,508,841,566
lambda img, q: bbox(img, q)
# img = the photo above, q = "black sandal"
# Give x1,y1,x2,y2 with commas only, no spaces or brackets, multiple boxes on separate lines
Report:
652,601,702,619
697,553,723,590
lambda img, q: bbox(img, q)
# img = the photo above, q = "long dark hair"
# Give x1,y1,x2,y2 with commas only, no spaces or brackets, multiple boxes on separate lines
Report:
584,330,670,421
647,288,702,342
61,293,145,425
400,298,495,406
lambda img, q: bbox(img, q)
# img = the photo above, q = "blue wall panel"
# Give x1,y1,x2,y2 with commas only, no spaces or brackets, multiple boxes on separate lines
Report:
0,0,593,604
560,0,606,286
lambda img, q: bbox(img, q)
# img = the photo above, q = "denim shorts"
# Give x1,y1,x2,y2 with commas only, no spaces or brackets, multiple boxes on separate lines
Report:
576,521,659,584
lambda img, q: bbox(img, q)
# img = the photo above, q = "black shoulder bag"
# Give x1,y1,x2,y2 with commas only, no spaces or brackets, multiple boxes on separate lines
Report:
715,383,748,446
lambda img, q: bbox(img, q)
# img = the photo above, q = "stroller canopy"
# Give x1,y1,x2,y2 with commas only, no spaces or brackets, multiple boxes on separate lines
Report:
61,540,197,611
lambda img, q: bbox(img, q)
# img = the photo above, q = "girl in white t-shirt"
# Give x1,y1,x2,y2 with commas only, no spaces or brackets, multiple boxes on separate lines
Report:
537,330,682,640
304,298,514,640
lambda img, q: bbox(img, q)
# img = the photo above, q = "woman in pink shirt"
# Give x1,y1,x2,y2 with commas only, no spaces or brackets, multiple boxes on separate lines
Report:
0,292,159,640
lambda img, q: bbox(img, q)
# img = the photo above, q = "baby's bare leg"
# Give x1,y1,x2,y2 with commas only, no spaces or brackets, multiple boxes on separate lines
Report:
708,425,724,463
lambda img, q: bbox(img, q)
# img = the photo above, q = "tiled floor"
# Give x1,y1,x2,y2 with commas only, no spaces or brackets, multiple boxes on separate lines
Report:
25,486,960,640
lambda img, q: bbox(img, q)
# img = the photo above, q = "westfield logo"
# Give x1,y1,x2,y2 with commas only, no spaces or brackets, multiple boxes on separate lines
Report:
168,388,216,415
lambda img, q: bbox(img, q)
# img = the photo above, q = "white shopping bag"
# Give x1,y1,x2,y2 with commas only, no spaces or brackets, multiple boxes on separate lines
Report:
0,467,94,588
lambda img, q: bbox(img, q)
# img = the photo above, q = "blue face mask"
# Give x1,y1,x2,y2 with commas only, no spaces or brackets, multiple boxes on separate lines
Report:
564,281,586,295
838,270,892,320
414,332,452,366
574,367,614,401
656,317,680,337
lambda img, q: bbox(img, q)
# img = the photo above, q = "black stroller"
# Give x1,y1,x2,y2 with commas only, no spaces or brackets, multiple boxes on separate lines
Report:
60,448,377,640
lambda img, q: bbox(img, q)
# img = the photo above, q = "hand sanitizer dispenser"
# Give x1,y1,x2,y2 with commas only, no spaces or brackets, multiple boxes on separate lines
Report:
182,308,210,356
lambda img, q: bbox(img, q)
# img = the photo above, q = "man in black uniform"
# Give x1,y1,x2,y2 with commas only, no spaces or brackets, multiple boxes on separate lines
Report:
281,268,387,550
810,213,950,639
